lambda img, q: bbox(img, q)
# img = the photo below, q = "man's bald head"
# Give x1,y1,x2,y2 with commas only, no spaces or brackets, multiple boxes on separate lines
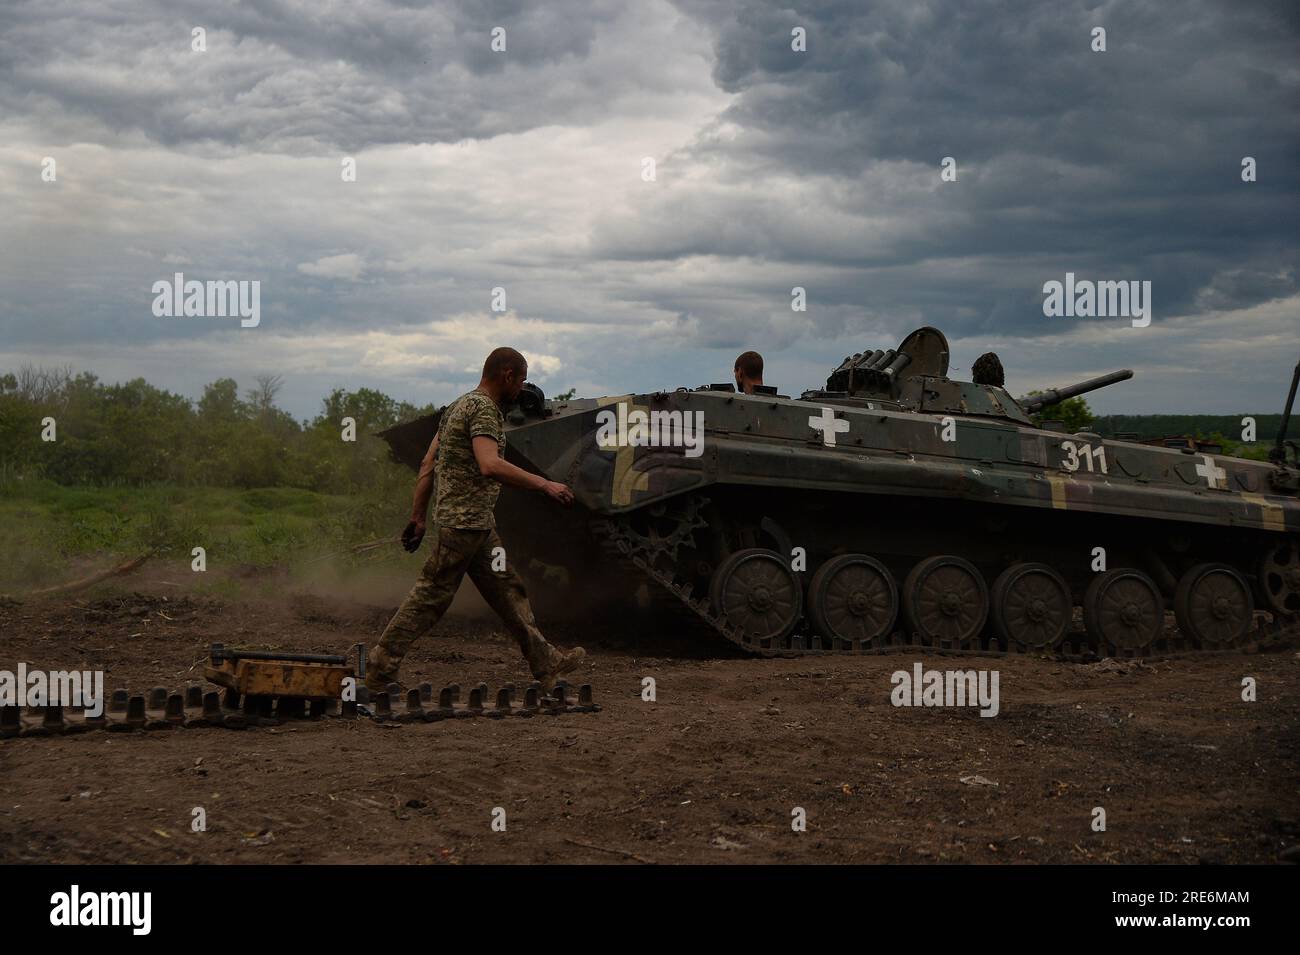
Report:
483,347,527,381
479,347,528,402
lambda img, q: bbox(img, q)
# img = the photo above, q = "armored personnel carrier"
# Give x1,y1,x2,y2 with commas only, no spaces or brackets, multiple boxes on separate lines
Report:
381,327,1300,658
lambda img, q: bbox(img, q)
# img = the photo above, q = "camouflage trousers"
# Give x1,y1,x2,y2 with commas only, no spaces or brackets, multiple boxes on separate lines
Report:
368,526,555,691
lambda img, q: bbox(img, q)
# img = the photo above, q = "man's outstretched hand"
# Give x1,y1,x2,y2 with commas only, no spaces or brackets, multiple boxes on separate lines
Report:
401,519,426,552
541,481,574,506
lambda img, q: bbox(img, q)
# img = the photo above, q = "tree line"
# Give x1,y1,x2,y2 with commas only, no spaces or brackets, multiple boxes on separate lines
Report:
1091,414,1284,444
0,367,435,492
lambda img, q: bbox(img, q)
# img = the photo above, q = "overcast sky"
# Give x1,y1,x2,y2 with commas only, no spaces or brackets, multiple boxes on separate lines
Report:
1,0,1296,420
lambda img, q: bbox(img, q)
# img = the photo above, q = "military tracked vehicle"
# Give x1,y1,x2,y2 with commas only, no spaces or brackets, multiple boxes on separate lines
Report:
381,327,1300,658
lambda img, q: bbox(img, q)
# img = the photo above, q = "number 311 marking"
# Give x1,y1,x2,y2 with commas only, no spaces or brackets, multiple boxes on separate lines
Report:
1060,440,1108,474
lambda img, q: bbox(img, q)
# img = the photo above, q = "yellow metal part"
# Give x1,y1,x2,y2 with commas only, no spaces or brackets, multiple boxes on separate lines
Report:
205,658,348,700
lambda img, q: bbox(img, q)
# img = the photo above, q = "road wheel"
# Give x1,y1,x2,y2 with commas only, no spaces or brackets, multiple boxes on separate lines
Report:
1257,538,1300,617
709,548,802,643
991,562,1071,650
808,554,897,644
1174,563,1253,645
902,555,988,647
1083,568,1163,651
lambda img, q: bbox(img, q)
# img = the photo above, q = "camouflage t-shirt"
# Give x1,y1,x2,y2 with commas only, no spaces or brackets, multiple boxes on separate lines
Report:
433,389,505,529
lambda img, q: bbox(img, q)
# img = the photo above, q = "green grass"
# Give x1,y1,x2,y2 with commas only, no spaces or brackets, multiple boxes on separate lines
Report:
0,479,412,593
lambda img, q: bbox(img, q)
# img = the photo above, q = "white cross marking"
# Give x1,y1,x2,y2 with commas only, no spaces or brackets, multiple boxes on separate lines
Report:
1195,454,1226,489
809,407,849,447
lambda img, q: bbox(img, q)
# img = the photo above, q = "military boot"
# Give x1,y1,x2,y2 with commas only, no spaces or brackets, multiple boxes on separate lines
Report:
364,644,402,697
531,643,586,689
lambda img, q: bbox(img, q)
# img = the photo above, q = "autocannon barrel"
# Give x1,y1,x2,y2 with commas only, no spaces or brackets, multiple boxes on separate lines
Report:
1019,369,1133,414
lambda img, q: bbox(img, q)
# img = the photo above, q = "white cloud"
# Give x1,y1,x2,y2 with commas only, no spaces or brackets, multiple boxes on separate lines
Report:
298,253,365,281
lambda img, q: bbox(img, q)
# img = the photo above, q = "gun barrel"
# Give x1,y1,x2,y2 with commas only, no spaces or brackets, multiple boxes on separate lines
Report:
1020,369,1133,414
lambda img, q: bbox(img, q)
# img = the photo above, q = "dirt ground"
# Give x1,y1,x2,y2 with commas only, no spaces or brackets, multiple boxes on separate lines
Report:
2,573,1298,865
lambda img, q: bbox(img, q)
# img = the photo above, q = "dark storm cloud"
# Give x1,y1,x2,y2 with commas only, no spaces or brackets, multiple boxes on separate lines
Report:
0,0,668,152
680,0,1299,170
593,0,1299,335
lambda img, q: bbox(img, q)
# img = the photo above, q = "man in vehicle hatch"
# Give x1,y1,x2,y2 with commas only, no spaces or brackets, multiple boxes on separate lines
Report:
734,350,764,394
366,346,586,694
971,352,1005,388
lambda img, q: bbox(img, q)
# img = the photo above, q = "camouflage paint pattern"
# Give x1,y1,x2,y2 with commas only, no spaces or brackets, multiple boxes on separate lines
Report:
380,337,1298,538
493,392,1298,536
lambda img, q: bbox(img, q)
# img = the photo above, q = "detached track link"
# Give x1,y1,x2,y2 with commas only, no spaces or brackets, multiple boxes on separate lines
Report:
0,681,599,740
592,509,1300,663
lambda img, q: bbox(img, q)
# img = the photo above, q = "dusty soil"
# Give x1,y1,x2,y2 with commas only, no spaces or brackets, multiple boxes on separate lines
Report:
1,578,1298,865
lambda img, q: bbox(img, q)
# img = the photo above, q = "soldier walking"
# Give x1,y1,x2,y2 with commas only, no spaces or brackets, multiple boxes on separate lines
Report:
366,347,585,693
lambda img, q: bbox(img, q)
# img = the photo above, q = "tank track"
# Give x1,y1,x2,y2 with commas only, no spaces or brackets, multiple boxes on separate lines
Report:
590,500,1300,663
0,681,598,740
